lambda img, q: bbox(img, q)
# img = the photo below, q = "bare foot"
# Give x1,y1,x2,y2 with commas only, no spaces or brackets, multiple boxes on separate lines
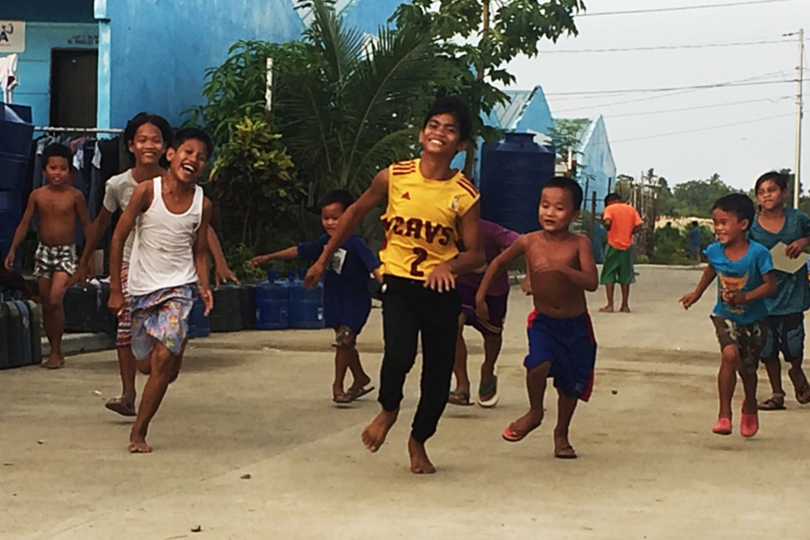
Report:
128,436,152,454
40,354,65,369
408,436,436,474
619,306,631,313
361,409,398,452
598,306,614,313
554,430,577,459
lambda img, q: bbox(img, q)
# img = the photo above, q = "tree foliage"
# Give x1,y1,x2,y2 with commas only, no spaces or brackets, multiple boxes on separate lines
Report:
549,118,589,160
392,0,586,176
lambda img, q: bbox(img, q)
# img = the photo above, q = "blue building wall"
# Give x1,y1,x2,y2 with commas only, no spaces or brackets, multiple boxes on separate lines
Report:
576,116,616,214
513,87,553,137
341,0,402,34
5,23,99,128
2,0,94,23
102,0,306,128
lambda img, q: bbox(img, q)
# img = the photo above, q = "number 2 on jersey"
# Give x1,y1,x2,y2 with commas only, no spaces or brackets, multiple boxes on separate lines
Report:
410,247,428,278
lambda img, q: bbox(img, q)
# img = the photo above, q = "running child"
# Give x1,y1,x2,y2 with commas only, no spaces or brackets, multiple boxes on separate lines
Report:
72,112,235,417
749,171,810,409
449,219,519,407
680,194,775,437
251,189,381,404
5,143,91,369
476,176,597,459
108,128,214,453
303,96,485,474
599,193,643,313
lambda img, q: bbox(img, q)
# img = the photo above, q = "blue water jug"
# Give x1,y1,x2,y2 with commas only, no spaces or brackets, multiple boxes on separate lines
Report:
188,296,210,338
289,267,325,329
255,270,289,330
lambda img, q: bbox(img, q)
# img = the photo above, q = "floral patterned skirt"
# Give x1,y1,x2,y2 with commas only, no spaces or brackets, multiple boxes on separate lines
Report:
129,284,197,361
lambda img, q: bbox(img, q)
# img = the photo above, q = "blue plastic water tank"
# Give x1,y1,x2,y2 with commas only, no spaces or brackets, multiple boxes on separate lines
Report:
255,270,289,330
188,296,210,338
289,267,325,329
479,133,556,234
0,191,21,268
0,103,34,192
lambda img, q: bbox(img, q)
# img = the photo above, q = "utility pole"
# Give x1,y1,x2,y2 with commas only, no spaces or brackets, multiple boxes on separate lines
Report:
790,29,804,208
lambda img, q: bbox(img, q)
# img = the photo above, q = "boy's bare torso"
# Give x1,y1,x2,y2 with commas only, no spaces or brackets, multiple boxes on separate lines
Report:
35,186,81,246
525,231,588,319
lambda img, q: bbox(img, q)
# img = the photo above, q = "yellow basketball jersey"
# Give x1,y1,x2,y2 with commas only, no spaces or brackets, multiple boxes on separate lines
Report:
379,158,480,280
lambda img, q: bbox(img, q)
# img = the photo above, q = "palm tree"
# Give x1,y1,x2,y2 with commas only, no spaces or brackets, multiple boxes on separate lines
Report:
278,0,444,198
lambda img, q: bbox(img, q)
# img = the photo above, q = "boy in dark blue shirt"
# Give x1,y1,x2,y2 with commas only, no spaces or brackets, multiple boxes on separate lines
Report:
252,190,382,404
681,194,776,438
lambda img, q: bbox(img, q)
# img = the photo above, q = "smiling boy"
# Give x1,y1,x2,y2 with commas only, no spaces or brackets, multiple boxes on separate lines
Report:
108,128,214,453
304,97,485,474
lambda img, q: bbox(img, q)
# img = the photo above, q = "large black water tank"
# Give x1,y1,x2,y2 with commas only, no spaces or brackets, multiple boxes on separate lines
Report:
0,103,34,192
479,133,556,234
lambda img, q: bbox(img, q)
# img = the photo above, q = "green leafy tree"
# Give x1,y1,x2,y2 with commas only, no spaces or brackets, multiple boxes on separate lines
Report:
549,118,589,161
672,173,741,217
393,0,585,177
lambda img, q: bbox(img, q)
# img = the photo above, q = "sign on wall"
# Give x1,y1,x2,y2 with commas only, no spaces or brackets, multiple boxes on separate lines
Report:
0,21,26,53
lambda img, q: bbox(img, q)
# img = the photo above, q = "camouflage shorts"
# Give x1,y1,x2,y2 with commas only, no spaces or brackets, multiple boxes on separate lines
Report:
332,324,358,349
710,315,767,374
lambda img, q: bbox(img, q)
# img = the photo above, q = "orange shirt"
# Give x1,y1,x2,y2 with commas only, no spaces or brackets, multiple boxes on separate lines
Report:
603,202,642,250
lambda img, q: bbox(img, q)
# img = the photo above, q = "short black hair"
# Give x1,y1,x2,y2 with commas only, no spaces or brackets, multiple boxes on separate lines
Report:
543,176,583,210
712,193,755,230
124,112,173,146
755,170,788,193
691,220,699,227
423,96,472,142
171,128,214,159
41,143,72,170
319,189,354,211
604,192,622,205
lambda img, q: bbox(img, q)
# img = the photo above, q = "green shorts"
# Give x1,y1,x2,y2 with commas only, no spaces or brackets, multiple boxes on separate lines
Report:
600,245,633,285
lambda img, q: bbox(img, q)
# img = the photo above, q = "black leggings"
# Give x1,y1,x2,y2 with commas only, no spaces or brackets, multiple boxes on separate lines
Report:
379,275,461,443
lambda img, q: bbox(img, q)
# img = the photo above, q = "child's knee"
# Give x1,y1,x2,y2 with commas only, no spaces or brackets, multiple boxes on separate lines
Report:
720,346,739,365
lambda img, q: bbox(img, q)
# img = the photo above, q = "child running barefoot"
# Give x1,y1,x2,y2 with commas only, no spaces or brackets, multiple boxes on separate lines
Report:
71,113,236,418
304,97,485,474
749,172,810,409
108,128,214,453
680,194,776,437
476,177,597,459
251,190,381,404
5,144,91,369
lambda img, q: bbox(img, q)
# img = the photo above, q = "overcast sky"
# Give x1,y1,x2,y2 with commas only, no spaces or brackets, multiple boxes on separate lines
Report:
505,0,808,190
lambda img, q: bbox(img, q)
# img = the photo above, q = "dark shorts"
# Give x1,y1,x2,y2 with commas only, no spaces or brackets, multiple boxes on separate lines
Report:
710,315,767,374
457,281,508,336
761,312,805,363
524,310,597,401
600,245,633,285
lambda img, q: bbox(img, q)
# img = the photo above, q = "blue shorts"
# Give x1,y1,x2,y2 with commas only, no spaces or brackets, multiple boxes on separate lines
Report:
762,312,805,363
524,311,597,401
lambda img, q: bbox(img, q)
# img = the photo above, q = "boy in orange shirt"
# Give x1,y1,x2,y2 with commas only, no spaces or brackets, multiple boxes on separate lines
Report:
599,193,642,313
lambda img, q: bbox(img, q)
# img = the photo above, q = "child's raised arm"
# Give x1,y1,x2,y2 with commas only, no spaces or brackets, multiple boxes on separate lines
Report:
680,264,717,310
251,247,299,267
4,191,38,271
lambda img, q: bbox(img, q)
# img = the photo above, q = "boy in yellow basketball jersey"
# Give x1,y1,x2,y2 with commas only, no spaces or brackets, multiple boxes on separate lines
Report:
305,97,484,474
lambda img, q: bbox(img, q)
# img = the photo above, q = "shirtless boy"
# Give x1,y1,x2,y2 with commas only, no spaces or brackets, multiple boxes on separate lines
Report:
476,176,598,459
5,143,91,369
304,96,484,473
108,128,214,453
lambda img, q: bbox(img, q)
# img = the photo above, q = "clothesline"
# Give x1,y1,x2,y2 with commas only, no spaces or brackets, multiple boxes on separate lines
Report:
33,126,124,134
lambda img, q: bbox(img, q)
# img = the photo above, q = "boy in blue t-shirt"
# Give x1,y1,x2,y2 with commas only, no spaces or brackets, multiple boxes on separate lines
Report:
680,194,776,438
252,190,382,404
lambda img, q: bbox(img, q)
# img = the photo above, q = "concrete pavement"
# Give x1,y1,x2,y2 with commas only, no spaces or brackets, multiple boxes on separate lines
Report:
2,266,810,539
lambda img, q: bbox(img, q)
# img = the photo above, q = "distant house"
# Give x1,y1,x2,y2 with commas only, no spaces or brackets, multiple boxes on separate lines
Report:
1,0,402,129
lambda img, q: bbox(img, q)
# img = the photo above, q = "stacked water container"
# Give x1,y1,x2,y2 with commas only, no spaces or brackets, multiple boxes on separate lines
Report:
0,103,34,269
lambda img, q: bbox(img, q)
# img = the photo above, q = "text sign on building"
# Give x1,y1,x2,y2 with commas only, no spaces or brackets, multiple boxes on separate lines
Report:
0,21,25,53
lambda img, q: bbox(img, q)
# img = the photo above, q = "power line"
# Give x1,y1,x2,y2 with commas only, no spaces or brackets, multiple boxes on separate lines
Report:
604,96,793,118
611,112,795,143
545,77,807,97
539,38,789,54
577,0,802,18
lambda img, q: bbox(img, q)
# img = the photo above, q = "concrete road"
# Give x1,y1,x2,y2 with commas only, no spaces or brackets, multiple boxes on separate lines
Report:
2,267,809,539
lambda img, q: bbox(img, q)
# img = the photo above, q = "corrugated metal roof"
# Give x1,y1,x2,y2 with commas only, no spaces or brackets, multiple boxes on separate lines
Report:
492,89,533,130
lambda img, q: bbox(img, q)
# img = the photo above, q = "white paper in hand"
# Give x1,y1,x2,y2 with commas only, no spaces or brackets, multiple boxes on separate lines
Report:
770,242,810,274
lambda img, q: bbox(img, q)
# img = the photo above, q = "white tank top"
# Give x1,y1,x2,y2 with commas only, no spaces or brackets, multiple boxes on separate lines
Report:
128,176,204,296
